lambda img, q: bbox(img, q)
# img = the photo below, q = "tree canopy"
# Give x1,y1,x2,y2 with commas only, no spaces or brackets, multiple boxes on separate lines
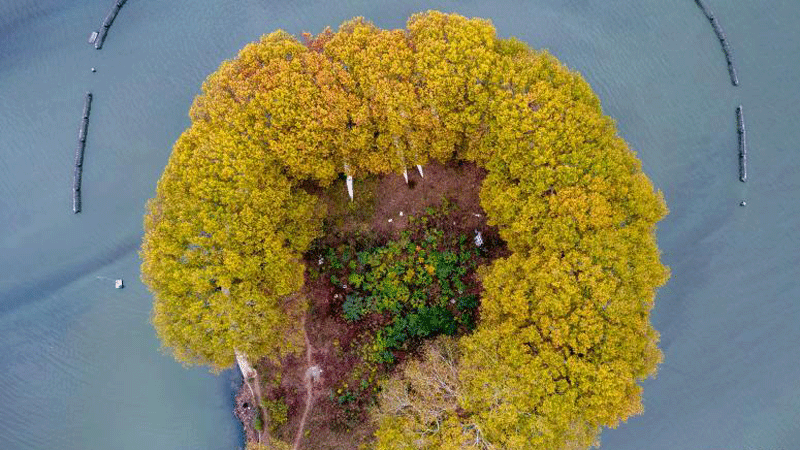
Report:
141,123,321,369
141,10,668,448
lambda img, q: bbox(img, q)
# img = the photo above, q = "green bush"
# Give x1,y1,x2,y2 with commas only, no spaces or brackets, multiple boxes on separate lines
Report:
342,294,368,322
324,206,482,364
252,412,263,432
261,398,288,431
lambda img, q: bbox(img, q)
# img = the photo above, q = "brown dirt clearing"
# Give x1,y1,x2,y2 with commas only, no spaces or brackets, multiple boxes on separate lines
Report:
238,161,507,449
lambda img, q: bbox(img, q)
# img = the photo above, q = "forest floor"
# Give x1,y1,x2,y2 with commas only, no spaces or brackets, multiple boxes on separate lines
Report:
236,160,507,449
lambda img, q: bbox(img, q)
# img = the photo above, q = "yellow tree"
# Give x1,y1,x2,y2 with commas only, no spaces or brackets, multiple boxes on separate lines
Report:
407,11,502,162
323,18,423,175
374,13,668,450
142,13,669,449
190,31,353,185
141,123,322,370
457,42,667,449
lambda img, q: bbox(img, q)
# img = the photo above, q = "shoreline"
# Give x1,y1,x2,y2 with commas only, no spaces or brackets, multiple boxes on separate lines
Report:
233,377,259,445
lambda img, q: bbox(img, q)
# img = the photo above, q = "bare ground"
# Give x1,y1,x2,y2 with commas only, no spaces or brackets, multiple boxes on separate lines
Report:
236,161,506,449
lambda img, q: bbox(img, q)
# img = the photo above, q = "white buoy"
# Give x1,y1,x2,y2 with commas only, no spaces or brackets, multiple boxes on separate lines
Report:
417,165,424,178
115,279,124,289
399,211,404,217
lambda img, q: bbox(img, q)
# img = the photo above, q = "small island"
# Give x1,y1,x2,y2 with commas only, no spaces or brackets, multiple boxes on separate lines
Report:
140,11,668,450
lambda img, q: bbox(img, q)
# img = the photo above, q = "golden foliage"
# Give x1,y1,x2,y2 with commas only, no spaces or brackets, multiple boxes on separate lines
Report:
141,123,321,370
374,337,491,450
141,11,668,448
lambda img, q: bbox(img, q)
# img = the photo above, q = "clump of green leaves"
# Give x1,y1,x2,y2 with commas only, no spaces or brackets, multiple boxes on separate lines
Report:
321,210,482,365
342,294,368,321
252,412,263,432
260,398,288,434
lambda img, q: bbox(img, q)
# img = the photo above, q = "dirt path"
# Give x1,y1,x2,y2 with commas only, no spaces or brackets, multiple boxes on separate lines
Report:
252,376,270,443
292,314,318,450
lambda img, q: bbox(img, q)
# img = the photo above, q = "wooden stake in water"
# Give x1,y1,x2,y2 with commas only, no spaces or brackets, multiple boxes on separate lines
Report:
737,105,747,182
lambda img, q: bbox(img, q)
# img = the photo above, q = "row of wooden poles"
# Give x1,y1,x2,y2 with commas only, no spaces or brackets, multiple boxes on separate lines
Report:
694,0,738,86
73,1,127,213
737,105,746,182
73,93,92,213
693,0,748,185
89,0,127,50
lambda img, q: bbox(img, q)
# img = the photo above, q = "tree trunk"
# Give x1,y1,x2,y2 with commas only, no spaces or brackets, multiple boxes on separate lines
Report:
344,163,354,201
235,349,256,380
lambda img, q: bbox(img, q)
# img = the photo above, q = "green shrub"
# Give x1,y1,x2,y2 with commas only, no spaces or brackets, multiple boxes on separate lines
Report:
348,272,364,288
261,398,288,431
337,390,357,405
322,209,482,364
343,294,368,322
456,294,479,311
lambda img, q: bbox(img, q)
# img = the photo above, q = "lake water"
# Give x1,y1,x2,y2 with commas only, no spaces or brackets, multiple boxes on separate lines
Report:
1,0,798,449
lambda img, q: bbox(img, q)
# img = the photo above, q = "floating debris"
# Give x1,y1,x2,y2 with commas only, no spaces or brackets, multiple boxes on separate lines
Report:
72,166,82,192
94,27,108,50
81,92,92,120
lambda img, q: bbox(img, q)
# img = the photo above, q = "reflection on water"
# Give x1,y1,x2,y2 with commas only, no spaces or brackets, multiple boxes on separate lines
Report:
0,0,798,449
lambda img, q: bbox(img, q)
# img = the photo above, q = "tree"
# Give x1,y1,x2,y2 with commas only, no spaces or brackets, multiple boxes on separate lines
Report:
143,12,668,449
189,31,352,185
370,14,667,449
373,336,492,450
460,38,664,450
323,18,423,175
141,123,322,370
406,11,501,163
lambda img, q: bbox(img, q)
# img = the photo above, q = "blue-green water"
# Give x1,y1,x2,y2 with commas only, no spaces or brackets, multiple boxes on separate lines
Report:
1,0,798,449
